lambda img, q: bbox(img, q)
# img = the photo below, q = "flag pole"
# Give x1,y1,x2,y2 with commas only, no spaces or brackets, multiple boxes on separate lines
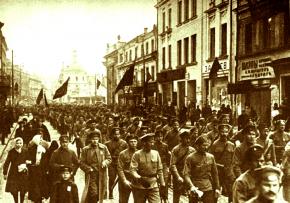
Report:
95,73,97,104
11,50,14,106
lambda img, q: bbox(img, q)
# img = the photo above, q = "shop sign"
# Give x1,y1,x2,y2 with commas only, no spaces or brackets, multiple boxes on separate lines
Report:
203,60,228,73
157,67,186,83
239,57,275,81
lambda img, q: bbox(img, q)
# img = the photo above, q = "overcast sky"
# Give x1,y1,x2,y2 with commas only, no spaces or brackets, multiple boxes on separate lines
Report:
0,0,157,81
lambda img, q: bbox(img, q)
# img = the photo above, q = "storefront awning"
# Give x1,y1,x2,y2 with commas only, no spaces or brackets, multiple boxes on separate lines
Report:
227,81,253,94
157,67,186,83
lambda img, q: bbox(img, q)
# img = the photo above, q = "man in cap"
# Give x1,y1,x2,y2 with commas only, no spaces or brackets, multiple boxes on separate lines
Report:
127,117,141,135
184,135,220,203
80,131,111,203
209,124,235,202
117,134,138,203
84,119,101,145
170,131,195,203
152,129,171,202
268,119,290,164
130,133,166,203
49,135,79,184
105,127,128,199
232,144,266,203
232,124,259,178
245,165,286,203
164,117,180,151
205,118,219,146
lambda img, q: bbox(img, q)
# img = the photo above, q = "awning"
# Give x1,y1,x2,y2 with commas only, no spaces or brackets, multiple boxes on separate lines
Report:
227,81,253,94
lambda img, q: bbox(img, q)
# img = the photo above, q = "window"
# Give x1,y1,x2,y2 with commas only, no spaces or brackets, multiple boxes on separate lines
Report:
119,53,123,63
162,12,166,33
192,0,197,17
184,0,189,21
210,28,215,59
178,1,182,24
162,47,166,69
168,8,172,28
191,34,196,62
146,42,149,55
135,47,138,59
184,37,189,64
141,44,144,56
125,52,128,61
129,50,132,61
245,23,252,53
151,65,155,80
221,23,227,56
151,39,155,52
177,40,182,65
168,45,172,68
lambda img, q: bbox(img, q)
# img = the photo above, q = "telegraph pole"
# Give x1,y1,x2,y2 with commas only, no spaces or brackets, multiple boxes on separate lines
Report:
11,50,14,105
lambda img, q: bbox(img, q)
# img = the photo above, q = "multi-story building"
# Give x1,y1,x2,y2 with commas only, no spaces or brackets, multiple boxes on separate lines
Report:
0,22,9,106
235,0,290,124
104,27,157,106
156,0,202,109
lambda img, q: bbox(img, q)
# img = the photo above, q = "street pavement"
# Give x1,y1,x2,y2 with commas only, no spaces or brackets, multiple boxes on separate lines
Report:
0,121,228,203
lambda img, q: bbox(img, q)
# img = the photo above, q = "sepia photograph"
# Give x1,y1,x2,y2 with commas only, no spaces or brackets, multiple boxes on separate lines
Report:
0,0,289,202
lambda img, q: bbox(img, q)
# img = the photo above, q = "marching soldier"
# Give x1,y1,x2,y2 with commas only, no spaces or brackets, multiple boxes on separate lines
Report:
105,127,128,199
245,165,286,203
209,124,235,202
268,119,290,164
232,144,265,203
80,131,111,203
170,131,195,203
232,124,258,178
130,133,166,203
117,134,138,203
152,129,171,202
184,135,220,203
164,118,180,151
83,119,101,146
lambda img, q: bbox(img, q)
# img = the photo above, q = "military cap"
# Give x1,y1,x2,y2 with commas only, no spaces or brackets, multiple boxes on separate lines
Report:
88,131,101,139
254,165,283,183
59,135,69,142
276,119,286,125
59,165,73,173
218,123,232,131
195,135,208,145
245,144,264,161
179,131,191,138
86,119,97,125
125,134,138,142
140,133,155,142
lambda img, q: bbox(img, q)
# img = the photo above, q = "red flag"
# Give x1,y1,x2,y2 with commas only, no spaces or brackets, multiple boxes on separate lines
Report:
146,71,152,82
44,93,49,107
115,65,135,94
53,77,70,99
36,88,43,105
96,79,101,89
209,57,221,79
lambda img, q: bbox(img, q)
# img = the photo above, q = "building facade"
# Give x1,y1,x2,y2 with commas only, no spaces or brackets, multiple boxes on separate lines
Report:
236,0,290,124
0,22,9,106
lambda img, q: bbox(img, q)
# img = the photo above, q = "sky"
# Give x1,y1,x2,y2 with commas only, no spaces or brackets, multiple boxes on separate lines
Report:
0,0,157,82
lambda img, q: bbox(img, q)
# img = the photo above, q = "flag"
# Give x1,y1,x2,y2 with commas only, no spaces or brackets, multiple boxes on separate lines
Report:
115,65,135,94
146,71,152,82
44,93,49,107
53,77,70,99
209,57,221,80
96,79,101,89
36,88,43,105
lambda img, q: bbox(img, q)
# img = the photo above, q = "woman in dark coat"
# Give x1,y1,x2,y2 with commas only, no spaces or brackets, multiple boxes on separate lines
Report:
26,134,49,203
3,137,29,203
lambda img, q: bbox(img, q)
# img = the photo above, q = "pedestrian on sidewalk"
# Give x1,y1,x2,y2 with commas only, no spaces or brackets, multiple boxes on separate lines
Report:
3,137,29,203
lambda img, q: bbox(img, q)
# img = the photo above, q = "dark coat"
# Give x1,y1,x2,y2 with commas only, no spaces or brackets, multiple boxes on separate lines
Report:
50,180,79,203
3,148,29,194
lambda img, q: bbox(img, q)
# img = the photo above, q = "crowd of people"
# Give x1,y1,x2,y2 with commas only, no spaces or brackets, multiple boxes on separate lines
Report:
1,102,290,203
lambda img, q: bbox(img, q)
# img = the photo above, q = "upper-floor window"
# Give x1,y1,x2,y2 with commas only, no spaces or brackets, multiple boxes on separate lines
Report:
151,39,155,52
178,1,182,25
184,0,189,21
245,23,252,54
177,40,182,65
221,23,227,56
141,44,144,56
191,34,196,62
184,37,189,64
192,0,197,17
129,50,132,61
168,44,172,68
119,53,123,63
135,47,138,59
210,27,215,59
162,47,166,69
162,11,166,33
125,52,128,61
151,65,155,80
168,8,172,28
146,42,149,55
